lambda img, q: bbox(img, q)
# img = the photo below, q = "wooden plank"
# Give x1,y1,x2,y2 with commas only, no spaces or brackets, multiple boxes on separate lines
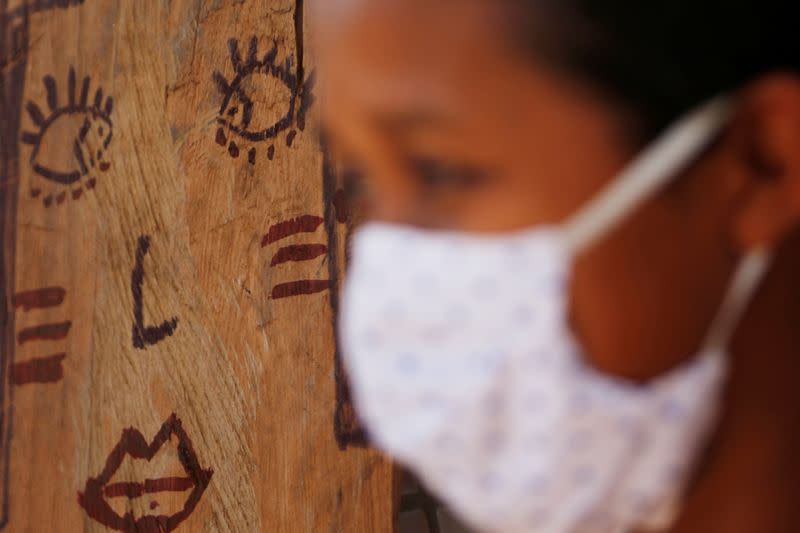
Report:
1,0,394,531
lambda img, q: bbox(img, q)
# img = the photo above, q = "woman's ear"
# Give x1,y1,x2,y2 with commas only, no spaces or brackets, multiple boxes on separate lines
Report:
732,73,800,250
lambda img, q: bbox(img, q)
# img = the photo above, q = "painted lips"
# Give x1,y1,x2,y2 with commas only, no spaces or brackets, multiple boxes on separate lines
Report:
78,414,213,533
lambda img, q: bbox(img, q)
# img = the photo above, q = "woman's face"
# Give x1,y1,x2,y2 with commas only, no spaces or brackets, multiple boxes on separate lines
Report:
315,0,633,232
314,0,747,380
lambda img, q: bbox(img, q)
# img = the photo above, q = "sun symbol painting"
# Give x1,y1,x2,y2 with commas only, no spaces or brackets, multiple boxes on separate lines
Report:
213,37,315,165
21,67,114,207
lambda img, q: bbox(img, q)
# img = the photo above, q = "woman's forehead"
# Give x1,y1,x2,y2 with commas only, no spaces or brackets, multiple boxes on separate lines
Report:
313,0,495,24
313,0,523,112
313,0,504,57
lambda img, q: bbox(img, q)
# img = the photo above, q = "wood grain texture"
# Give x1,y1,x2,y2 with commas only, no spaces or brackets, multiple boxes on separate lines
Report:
2,0,394,531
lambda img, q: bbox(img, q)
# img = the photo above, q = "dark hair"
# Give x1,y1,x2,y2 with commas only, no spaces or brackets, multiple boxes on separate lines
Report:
508,1,800,141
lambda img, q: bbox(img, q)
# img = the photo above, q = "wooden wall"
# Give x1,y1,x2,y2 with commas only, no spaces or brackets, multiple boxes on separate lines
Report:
0,0,394,531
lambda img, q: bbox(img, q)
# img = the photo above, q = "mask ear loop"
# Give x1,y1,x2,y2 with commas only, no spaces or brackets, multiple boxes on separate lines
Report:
562,95,771,354
699,248,771,353
563,97,733,255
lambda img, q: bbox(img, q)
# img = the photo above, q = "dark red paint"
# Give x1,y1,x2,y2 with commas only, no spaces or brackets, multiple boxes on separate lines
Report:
6,1,87,18
12,286,65,311
271,279,330,299
215,127,227,146
103,477,195,499
9,353,66,385
332,188,349,224
270,244,327,266
17,321,71,344
78,413,213,533
261,215,324,246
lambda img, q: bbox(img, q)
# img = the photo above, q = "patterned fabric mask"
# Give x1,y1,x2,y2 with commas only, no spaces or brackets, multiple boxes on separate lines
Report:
340,97,771,533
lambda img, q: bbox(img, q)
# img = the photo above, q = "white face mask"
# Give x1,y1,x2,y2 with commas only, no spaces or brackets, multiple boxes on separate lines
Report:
340,97,771,533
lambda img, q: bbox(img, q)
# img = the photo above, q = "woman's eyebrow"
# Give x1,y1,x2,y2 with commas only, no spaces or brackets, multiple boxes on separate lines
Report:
371,109,450,137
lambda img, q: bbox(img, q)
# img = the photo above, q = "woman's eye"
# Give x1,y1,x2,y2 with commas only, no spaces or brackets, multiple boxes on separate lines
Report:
411,156,488,189
341,164,367,199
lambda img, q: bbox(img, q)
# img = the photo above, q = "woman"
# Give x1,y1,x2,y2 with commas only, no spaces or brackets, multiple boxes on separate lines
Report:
313,1,800,531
